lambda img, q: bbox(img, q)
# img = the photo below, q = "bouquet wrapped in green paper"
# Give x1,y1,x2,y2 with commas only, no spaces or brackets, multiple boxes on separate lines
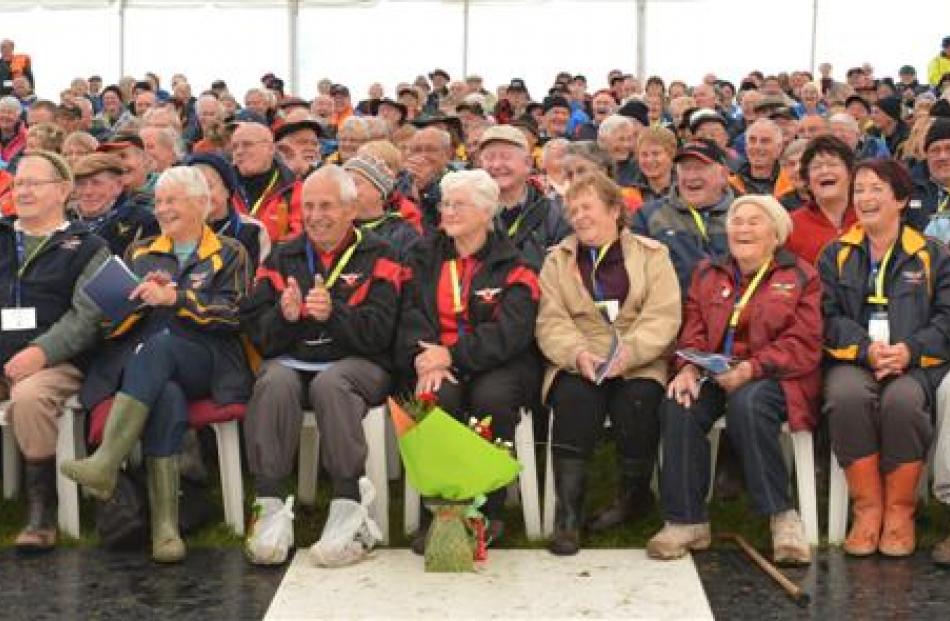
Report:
388,395,520,571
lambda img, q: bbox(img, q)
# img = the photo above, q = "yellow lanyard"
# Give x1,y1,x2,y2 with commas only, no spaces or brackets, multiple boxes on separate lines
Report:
728,261,771,329
589,243,612,302
938,190,949,213
506,211,527,237
449,259,466,314
325,229,361,289
16,235,51,279
687,205,708,241
249,170,280,217
866,244,895,306
361,212,401,231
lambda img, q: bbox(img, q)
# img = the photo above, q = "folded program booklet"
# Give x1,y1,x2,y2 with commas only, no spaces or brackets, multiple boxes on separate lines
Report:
594,330,622,385
675,348,734,375
83,256,142,323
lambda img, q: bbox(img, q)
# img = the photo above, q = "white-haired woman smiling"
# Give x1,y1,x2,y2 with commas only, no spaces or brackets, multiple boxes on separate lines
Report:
61,165,252,563
397,169,542,553
648,194,822,566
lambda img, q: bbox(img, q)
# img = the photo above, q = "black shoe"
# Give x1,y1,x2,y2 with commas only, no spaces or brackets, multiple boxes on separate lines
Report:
587,488,655,533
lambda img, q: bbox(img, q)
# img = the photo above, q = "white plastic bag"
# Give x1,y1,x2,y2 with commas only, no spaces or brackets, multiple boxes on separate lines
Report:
246,496,295,565
309,477,382,568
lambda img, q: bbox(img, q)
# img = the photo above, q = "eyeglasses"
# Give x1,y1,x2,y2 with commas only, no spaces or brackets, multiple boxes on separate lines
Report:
12,178,63,190
438,201,476,212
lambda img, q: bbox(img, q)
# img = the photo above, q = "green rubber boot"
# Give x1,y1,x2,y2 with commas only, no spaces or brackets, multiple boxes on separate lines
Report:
148,455,186,563
60,393,149,501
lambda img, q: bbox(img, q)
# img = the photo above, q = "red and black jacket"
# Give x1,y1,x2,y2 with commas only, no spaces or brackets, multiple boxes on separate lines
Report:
241,227,402,370
396,230,540,382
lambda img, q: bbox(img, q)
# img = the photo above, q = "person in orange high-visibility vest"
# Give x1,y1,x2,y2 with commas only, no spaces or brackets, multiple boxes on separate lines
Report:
0,39,33,97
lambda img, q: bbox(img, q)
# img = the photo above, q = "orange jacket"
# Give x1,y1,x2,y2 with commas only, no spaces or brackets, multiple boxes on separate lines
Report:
0,170,13,216
729,164,794,199
234,163,302,243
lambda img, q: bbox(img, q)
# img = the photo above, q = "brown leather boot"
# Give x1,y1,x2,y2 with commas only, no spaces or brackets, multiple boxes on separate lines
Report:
879,461,923,557
843,454,883,556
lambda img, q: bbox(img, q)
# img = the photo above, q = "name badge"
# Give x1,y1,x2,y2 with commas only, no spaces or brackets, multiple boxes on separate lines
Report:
1,307,37,332
868,311,890,345
595,299,620,323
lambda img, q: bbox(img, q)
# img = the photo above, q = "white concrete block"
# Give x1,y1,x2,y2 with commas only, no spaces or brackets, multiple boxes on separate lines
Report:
265,549,713,620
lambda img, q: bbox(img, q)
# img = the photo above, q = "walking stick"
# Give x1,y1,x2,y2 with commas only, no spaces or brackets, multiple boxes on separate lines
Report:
717,532,811,608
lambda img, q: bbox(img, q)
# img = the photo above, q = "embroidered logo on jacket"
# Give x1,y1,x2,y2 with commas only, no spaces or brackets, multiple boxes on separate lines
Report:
59,236,82,250
903,270,924,286
474,287,502,303
189,271,209,289
339,272,362,287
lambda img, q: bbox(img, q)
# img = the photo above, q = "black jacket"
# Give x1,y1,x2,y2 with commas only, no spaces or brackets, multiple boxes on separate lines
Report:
80,227,252,409
905,165,948,232
494,181,572,271
357,212,420,262
240,228,401,370
0,218,107,365
70,192,159,257
819,224,950,402
396,230,539,382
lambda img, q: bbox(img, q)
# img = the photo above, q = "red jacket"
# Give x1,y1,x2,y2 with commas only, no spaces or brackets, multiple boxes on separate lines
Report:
677,249,823,431
785,201,857,266
0,170,12,216
234,162,302,243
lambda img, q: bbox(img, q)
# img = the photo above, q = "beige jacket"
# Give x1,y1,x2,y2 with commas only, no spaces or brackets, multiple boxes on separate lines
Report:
536,229,682,399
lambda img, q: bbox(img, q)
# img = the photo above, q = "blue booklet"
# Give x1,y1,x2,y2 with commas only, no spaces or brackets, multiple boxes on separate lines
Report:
594,330,622,385
83,256,142,323
676,348,734,375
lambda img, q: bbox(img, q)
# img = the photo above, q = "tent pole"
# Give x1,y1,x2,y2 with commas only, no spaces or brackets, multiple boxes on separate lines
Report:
288,0,299,95
636,0,646,80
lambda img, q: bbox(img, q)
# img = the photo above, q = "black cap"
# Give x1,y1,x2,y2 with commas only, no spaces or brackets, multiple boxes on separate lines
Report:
845,95,870,112
211,79,227,90
875,95,903,122
429,68,450,81
378,97,408,121
674,139,726,166
277,97,309,110
617,100,649,127
225,108,269,129
397,87,418,99
932,99,950,119
274,119,324,141
542,95,570,114
925,118,950,151
507,78,528,92
330,84,349,96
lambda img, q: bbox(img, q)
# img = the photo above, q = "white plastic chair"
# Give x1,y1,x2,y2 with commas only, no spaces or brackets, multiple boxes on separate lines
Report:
0,401,20,501
297,405,390,544
64,397,247,538
404,407,543,541
708,419,819,545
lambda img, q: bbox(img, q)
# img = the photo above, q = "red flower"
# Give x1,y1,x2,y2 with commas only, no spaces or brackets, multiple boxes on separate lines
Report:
418,392,438,407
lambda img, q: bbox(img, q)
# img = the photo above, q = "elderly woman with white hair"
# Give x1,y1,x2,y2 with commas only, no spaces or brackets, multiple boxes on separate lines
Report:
648,194,822,566
61,165,252,563
397,169,542,553
597,114,639,186
0,95,27,171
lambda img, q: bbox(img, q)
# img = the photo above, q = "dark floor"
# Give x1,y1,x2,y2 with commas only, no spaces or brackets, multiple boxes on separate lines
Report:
2,547,950,619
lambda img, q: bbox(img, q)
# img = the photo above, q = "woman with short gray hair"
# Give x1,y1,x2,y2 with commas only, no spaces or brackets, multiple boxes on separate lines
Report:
1,94,28,172
396,167,542,555
61,165,252,564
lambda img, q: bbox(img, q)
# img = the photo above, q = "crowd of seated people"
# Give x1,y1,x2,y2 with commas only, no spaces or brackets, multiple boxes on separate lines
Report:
5,33,950,571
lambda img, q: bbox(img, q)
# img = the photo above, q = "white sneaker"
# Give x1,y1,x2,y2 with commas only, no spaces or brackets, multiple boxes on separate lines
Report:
310,477,382,568
246,496,295,565
770,509,811,565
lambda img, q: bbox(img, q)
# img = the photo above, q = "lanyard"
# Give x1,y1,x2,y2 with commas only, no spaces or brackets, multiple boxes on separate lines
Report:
866,244,895,306
361,212,400,231
305,228,362,289
588,244,611,302
448,258,472,337
938,188,949,213
13,231,51,307
687,205,708,241
722,260,770,356
216,210,243,237
249,169,280,217
506,211,527,237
